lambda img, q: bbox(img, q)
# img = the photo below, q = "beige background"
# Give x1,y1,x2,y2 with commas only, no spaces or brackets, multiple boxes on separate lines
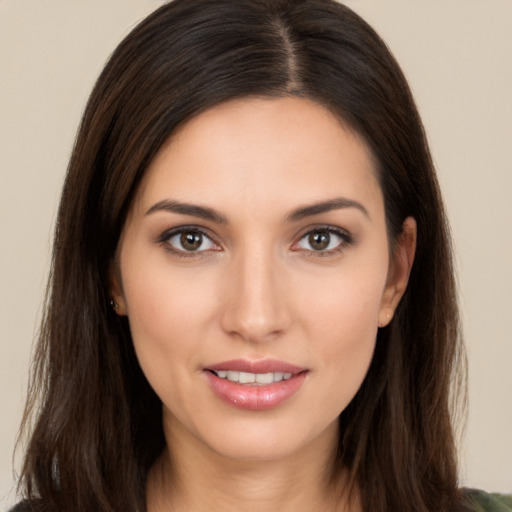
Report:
1,0,511,507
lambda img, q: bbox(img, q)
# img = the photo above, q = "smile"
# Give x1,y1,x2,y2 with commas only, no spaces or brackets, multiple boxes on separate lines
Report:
204,359,308,410
212,370,293,384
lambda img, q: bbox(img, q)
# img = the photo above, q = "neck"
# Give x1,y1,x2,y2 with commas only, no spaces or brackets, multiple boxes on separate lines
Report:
146,417,358,512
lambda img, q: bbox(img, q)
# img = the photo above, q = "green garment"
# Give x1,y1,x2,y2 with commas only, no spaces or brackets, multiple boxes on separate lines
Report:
7,489,512,511
463,489,512,511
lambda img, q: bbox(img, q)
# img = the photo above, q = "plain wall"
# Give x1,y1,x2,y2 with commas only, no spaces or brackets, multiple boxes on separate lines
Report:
1,0,511,508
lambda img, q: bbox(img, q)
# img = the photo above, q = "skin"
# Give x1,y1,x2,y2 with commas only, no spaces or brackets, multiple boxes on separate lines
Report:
111,97,416,511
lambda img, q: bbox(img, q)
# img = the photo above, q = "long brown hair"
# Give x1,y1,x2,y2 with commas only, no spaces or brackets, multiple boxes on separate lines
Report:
17,1,465,511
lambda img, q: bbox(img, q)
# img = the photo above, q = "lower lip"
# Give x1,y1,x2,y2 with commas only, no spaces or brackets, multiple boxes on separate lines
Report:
204,371,307,410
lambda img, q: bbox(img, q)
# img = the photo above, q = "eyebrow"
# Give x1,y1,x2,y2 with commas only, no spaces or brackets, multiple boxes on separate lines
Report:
145,200,228,224
285,197,369,222
145,196,369,224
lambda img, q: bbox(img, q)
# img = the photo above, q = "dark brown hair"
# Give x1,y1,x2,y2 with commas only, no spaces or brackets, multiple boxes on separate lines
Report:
17,1,465,511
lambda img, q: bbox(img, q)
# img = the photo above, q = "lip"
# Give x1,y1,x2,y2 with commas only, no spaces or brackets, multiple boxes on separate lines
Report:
206,359,305,375
204,359,308,411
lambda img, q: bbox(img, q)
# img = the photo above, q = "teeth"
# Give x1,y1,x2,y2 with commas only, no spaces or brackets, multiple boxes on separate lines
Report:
213,370,294,384
227,371,239,382
239,372,255,384
255,372,273,384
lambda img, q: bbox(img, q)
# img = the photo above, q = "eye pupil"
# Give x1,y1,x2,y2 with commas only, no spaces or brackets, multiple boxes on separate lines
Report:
180,232,202,251
309,232,330,250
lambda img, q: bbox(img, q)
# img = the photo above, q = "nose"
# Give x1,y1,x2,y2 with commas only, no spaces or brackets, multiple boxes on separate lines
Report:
219,247,291,343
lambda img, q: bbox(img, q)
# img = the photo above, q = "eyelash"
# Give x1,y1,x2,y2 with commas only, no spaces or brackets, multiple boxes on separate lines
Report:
292,226,354,257
156,225,354,258
157,226,220,258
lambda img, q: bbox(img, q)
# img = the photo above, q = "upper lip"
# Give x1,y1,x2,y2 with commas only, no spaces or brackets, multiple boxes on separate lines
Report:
205,359,306,375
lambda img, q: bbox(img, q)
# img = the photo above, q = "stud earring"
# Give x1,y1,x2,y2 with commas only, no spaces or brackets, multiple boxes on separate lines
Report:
110,299,119,312
378,311,392,328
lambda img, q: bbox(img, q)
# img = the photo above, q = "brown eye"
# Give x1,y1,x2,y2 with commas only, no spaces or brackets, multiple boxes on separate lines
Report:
294,227,352,254
308,232,330,251
180,232,203,251
163,229,218,253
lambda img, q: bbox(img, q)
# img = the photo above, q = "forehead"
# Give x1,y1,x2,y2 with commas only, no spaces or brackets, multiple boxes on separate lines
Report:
133,97,383,220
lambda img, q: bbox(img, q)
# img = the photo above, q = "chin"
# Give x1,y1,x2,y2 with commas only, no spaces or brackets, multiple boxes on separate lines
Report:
166,406,340,465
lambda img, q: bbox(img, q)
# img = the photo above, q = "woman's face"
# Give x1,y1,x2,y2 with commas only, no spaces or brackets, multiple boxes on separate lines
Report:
112,97,413,463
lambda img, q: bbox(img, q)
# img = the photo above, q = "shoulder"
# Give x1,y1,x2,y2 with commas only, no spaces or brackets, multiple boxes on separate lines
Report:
6,503,31,512
460,488,512,511
6,501,43,512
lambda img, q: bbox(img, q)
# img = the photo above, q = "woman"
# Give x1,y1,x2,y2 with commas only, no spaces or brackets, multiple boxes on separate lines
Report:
10,0,511,511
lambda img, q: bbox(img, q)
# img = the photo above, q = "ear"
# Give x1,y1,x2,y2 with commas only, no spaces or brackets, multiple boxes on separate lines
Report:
378,217,417,327
109,259,128,316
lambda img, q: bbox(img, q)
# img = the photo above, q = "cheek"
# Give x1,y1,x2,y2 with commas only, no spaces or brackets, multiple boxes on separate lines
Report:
298,257,387,341
121,237,220,331
314,294,380,376
119,253,219,396
296,261,387,405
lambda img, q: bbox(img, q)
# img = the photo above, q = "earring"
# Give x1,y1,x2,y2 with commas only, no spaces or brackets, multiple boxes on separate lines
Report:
378,311,392,328
110,299,119,312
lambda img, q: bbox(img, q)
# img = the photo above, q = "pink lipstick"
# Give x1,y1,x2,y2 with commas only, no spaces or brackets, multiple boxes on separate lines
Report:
204,359,308,410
